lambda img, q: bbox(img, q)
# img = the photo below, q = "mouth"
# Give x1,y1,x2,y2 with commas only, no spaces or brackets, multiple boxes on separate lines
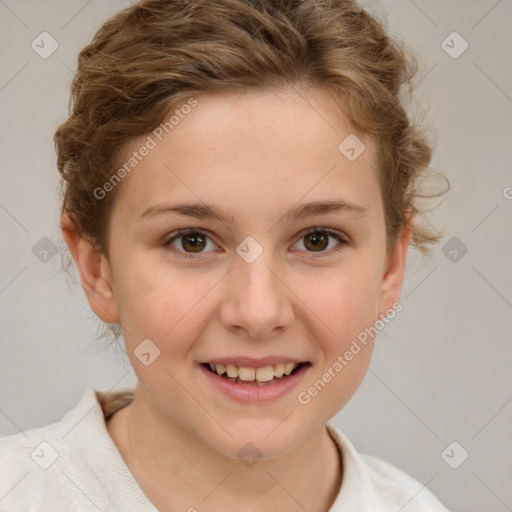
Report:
200,361,310,386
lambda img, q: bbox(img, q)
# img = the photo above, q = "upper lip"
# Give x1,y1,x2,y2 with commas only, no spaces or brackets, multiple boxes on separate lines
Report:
202,356,309,367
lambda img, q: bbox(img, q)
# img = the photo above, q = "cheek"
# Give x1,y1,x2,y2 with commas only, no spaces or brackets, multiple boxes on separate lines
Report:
296,259,383,345
114,254,219,347
113,257,219,411
293,260,381,412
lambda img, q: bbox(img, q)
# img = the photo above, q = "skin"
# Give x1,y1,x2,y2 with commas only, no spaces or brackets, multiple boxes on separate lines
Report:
61,86,411,512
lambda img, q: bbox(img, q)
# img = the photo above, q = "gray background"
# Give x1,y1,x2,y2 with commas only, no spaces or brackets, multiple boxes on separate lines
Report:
0,1,511,510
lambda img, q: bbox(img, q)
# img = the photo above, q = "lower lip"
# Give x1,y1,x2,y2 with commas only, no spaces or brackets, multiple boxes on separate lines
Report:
199,363,311,403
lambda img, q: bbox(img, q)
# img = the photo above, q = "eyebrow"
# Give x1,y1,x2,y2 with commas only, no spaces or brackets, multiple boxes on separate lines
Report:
140,199,367,225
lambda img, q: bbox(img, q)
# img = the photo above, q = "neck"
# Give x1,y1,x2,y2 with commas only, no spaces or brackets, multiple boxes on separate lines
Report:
107,384,343,512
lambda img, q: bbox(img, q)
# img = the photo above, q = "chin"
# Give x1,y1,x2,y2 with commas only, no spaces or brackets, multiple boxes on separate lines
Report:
199,417,313,463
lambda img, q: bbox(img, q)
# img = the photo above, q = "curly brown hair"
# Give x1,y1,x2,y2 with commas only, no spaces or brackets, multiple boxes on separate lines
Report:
54,0,448,341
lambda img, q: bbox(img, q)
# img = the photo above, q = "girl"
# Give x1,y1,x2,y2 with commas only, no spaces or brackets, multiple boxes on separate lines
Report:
1,0,449,510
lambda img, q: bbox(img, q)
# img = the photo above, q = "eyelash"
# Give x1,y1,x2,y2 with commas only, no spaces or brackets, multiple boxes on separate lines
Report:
162,227,350,259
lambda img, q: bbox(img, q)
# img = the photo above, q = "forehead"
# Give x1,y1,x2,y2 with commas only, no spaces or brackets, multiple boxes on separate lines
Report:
111,88,381,225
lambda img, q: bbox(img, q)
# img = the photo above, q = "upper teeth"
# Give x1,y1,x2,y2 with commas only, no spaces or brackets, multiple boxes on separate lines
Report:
208,362,300,382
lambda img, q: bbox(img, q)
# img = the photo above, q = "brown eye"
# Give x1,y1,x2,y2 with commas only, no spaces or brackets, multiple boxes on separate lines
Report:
164,229,217,257
292,228,349,255
303,232,329,251
181,232,207,252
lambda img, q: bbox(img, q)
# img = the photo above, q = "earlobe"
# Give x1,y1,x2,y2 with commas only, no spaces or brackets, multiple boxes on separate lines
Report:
377,221,413,319
60,213,119,324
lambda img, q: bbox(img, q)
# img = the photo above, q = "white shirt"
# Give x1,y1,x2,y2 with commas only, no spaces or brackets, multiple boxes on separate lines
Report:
0,387,449,511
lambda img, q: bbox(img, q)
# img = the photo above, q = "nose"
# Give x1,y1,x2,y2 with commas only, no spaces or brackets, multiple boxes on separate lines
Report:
219,246,295,339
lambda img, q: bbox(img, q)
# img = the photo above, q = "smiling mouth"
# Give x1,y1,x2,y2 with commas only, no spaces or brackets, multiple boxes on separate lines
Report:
201,362,310,386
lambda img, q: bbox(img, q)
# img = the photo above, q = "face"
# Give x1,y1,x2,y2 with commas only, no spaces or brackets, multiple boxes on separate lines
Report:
69,87,409,460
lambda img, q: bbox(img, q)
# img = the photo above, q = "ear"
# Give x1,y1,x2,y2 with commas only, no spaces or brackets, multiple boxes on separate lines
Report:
376,220,412,320
60,212,119,324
